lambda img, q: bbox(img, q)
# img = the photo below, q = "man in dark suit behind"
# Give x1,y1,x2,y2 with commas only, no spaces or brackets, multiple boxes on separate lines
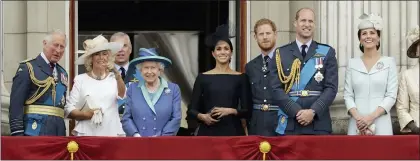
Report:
268,8,338,135
110,32,132,114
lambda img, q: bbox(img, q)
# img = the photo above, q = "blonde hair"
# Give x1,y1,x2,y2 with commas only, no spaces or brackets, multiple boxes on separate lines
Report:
84,50,115,72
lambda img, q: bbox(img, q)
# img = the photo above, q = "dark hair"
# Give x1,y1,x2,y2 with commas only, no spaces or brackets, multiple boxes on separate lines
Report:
357,29,381,52
210,38,233,52
206,24,234,52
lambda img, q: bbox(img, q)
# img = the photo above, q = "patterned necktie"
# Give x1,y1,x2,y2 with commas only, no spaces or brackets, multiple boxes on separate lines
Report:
301,45,308,58
264,55,270,67
120,67,126,80
50,63,55,72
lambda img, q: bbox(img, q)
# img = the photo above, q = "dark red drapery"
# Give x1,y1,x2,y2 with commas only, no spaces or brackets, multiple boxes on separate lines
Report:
2,135,419,160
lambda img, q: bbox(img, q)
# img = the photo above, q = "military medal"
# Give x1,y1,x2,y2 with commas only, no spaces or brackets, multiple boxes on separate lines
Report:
61,73,68,86
262,66,268,72
315,57,324,69
314,71,324,83
53,70,58,82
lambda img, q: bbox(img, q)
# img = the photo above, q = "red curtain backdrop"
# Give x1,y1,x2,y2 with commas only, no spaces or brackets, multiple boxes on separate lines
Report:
2,135,419,160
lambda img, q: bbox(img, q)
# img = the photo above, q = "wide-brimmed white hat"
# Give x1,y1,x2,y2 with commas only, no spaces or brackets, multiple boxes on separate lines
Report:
358,13,383,31
76,35,123,65
406,25,419,58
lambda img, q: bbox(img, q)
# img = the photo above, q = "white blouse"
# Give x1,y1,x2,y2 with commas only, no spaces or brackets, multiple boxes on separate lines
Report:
65,73,125,136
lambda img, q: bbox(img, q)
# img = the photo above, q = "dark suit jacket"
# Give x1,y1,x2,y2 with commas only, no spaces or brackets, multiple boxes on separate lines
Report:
268,41,338,134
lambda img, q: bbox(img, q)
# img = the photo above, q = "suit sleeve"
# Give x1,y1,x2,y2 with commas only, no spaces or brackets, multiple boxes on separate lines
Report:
396,71,413,131
378,57,398,114
162,84,182,136
310,48,338,118
64,75,81,118
268,51,302,118
343,59,357,113
121,84,139,137
9,63,31,136
187,74,202,120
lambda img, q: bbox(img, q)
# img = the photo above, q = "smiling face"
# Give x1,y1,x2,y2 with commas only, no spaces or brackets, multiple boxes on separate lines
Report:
212,40,232,64
294,8,315,40
359,28,380,50
91,50,110,70
140,61,162,84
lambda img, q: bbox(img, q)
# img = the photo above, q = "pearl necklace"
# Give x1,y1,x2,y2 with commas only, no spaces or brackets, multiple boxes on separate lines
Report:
90,71,106,80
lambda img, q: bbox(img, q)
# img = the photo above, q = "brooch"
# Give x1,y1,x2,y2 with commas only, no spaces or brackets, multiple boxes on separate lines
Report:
376,62,384,70
164,88,171,94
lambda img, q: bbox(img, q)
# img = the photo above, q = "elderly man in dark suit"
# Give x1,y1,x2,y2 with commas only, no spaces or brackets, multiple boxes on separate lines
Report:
246,18,288,136
269,8,338,135
9,30,68,136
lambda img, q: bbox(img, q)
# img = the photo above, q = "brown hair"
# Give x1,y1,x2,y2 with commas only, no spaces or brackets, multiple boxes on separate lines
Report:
295,7,315,20
253,18,277,34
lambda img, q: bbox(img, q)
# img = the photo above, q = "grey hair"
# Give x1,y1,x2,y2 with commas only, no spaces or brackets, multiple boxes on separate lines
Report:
136,61,165,72
43,29,67,45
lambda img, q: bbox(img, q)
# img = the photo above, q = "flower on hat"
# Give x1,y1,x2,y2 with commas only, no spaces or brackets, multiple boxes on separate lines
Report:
406,25,419,43
359,13,383,30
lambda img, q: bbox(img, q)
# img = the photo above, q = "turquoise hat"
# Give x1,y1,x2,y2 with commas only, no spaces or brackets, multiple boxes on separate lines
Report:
128,48,172,70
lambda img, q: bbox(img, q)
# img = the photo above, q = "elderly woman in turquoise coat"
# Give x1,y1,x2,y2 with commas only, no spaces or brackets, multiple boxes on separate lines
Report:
121,48,181,137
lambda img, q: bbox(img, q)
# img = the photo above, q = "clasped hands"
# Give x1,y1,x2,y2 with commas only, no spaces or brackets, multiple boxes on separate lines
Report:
354,115,375,135
296,109,315,126
198,107,235,126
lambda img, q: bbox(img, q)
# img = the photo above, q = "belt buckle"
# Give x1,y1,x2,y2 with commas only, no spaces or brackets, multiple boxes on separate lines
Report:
261,104,269,111
301,90,309,97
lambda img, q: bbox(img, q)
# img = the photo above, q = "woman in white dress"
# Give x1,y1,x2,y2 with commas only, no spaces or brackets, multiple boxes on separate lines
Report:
64,35,126,136
344,14,398,135
396,26,419,134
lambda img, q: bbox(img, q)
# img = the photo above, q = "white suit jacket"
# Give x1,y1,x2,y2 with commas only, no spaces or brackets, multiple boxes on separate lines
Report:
396,63,419,133
344,56,398,135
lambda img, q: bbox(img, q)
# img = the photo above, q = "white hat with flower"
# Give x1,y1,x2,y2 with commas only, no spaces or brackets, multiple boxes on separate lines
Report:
406,25,419,58
76,35,123,65
358,13,383,31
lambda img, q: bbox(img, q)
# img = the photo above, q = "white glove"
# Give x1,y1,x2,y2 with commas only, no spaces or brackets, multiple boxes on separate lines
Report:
133,133,141,137
91,109,103,126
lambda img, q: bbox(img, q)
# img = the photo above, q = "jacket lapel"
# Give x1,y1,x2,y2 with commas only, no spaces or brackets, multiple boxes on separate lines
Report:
303,41,318,62
252,56,264,72
290,41,304,61
351,58,368,74
35,54,52,76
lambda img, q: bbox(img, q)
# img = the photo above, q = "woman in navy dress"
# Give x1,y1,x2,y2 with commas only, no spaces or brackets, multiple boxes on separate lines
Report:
187,25,252,136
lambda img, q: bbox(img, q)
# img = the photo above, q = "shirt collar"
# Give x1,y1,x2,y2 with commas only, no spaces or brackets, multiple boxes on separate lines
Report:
261,48,276,59
295,39,313,52
40,52,53,65
115,63,129,72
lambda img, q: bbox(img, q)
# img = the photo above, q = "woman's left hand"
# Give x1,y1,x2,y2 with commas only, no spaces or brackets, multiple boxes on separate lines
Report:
211,107,234,119
359,115,375,129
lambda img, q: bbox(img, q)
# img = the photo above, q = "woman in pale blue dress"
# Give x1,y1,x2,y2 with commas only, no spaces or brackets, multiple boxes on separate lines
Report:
343,14,398,135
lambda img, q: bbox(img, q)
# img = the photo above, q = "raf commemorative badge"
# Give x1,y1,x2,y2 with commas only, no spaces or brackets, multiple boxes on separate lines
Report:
314,55,325,83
